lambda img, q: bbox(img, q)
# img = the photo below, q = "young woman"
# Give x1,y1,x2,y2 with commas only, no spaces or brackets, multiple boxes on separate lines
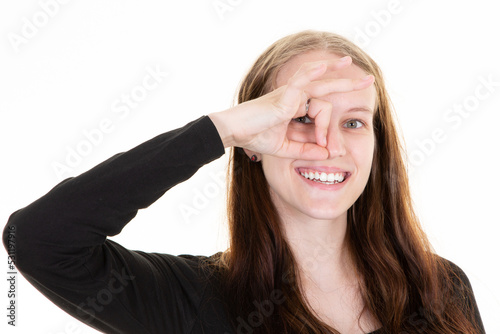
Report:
3,30,484,333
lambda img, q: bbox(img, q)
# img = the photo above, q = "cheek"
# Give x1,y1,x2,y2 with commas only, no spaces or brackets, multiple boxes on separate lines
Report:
261,157,287,183
351,137,375,172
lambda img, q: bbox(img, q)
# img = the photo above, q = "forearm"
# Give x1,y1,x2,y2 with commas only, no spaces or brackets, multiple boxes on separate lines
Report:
2,115,225,271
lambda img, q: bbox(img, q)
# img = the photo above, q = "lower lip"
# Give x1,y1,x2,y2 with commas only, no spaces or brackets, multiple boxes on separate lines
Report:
295,170,350,191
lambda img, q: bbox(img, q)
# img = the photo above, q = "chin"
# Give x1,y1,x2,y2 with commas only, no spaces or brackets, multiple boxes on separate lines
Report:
301,206,348,221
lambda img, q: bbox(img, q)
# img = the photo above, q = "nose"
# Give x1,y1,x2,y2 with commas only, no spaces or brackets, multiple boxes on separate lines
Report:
325,128,346,159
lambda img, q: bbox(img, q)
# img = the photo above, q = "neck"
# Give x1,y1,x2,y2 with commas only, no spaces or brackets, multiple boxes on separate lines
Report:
280,210,358,290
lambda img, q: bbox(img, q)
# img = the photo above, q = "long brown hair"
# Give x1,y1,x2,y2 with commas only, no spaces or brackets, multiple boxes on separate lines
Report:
213,30,482,333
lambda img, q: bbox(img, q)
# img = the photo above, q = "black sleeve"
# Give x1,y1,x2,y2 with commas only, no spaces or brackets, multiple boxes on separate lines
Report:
2,115,226,334
446,259,486,333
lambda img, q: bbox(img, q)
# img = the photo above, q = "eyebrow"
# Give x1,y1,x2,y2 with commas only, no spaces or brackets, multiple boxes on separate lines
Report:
346,107,373,114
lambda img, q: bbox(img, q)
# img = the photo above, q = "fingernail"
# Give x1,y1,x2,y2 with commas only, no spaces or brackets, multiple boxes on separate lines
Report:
362,75,373,81
340,56,350,62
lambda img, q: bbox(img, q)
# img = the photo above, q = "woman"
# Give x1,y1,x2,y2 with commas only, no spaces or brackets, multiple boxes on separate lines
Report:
3,30,484,333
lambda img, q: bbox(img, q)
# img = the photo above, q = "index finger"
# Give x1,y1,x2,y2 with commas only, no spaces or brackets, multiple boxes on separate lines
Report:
304,75,375,98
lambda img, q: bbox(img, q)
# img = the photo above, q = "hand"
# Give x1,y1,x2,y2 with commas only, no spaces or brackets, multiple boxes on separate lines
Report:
208,56,374,160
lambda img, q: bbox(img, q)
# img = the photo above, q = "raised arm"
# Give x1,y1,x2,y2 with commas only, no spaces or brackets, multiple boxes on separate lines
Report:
2,116,226,333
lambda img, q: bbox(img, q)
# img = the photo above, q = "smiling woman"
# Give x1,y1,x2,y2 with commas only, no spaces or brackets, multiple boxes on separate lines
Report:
210,31,485,333
3,30,485,334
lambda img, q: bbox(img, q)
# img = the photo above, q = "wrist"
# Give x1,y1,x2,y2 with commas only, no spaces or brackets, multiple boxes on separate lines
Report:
208,110,236,148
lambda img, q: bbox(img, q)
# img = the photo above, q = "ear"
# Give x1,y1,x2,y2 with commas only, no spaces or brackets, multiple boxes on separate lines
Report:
243,148,261,162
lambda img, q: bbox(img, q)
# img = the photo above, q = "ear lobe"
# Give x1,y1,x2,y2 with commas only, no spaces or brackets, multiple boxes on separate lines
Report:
243,148,261,162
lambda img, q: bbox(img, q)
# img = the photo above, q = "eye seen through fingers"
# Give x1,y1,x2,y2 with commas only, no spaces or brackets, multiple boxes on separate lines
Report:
293,115,313,124
292,115,365,129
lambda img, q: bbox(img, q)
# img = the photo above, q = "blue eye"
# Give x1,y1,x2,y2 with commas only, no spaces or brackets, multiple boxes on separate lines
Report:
344,119,364,129
293,115,313,124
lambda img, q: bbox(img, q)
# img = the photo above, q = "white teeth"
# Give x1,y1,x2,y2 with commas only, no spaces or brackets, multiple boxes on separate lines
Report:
300,170,346,184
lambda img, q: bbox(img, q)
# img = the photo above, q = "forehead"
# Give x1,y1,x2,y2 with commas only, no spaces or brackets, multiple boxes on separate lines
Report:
275,50,376,111
276,50,368,84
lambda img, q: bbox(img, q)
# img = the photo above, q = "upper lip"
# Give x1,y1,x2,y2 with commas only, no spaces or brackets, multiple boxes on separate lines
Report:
296,166,350,174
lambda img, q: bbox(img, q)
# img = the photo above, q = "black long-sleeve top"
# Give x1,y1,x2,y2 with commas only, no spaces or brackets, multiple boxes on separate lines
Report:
2,116,484,333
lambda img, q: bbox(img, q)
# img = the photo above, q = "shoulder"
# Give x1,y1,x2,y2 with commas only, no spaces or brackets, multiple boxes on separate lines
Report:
177,251,224,264
179,251,227,280
132,249,226,281
434,255,474,293
434,255,485,332
434,254,485,327
432,254,475,306
104,239,226,285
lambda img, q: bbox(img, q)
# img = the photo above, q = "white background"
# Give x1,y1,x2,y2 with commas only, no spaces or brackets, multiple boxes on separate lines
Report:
1,0,499,333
